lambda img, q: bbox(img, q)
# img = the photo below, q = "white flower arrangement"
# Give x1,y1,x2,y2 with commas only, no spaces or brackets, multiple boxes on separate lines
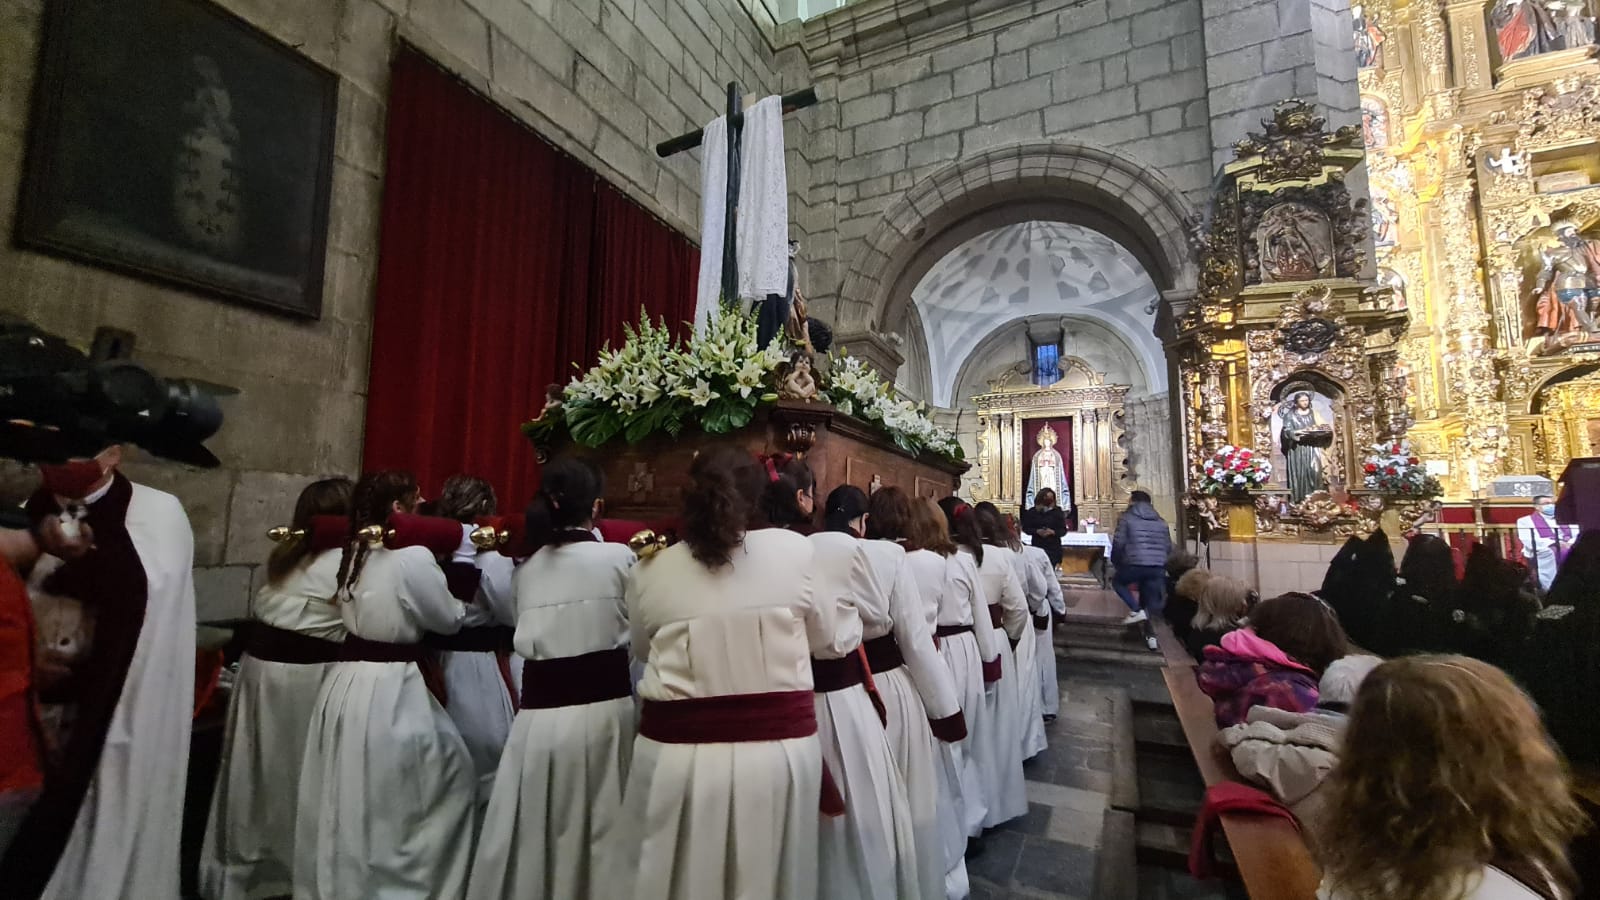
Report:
823,355,963,462
1197,444,1272,495
1361,440,1441,498
525,311,960,464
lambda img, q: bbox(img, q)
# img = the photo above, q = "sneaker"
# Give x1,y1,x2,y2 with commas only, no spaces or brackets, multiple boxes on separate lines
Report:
1146,634,1160,651
1121,610,1148,625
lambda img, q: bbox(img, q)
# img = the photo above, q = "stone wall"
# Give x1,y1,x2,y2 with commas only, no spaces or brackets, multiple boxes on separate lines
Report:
795,0,1218,336
0,0,787,620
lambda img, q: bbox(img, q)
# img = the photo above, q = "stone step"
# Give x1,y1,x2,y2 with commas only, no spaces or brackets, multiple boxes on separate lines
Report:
1093,808,1138,900
1058,645,1169,669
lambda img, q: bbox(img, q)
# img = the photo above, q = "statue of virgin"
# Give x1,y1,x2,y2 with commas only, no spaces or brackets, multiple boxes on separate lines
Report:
1279,391,1334,502
1025,423,1069,509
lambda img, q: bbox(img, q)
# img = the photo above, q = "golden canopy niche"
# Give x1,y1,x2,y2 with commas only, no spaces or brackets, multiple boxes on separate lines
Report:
967,356,1133,527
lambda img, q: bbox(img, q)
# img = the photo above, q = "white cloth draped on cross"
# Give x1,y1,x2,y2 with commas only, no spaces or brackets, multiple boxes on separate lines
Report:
694,95,789,335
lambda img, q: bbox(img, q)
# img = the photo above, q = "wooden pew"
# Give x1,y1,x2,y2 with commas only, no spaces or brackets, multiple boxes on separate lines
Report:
1161,665,1323,900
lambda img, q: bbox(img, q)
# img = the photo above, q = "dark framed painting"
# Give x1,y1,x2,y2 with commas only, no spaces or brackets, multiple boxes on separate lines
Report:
17,0,338,319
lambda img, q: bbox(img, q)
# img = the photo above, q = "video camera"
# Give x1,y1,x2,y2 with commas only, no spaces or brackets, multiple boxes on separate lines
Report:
0,314,228,469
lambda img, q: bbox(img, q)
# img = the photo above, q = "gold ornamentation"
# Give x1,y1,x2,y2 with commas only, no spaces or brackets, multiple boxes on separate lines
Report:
1517,77,1600,152
1232,100,1364,184
628,529,669,560
267,526,304,543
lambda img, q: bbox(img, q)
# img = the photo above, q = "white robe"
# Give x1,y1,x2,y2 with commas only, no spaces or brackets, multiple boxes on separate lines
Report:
939,550,1002,839
807,532,919,900
469,541,638,900
859,540,962,900
1515,513,1578,591
604,530,831,900
974,546,1029,828
1023,546,1065,719
37,482,196,900
200,549,344,900
1009,549,1048,761
441,550,517,808
294,546,476,900
907,549,976,899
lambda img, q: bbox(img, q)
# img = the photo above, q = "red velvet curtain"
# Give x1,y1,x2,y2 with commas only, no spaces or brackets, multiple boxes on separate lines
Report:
363,49,697,505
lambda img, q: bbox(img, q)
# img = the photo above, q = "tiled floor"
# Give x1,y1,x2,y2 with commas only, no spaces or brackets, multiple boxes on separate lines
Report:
966,680,1122,900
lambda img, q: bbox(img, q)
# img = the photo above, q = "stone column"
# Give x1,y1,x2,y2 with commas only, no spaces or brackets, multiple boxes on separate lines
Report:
1201,0,1364,168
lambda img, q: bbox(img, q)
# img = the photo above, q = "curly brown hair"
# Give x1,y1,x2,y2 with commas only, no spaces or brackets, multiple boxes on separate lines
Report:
1322,655,1586,900
1248,591,1349,675
681,446,767,568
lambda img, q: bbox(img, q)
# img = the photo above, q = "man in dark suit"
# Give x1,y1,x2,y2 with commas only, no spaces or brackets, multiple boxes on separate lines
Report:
1020,488,1067,568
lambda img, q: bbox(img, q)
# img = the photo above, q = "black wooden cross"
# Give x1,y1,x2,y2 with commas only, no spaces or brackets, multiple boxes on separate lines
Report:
657,82,818,334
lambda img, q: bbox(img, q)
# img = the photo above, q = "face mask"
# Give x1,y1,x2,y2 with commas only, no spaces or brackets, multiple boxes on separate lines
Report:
39,460,106,500
1540,504,1556,517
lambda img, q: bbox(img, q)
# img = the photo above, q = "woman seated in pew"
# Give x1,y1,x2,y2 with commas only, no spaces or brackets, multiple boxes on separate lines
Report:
1216,654,1381,856
1318,655,1586,900
1173,567,1255,662
1162,550,1201,650
1197,592,1349,727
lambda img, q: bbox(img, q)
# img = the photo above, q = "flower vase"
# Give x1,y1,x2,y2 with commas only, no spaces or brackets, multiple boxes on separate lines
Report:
1226,497,1256,538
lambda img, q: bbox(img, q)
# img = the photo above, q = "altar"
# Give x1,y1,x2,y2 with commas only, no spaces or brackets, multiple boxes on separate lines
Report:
1059,531,1112,587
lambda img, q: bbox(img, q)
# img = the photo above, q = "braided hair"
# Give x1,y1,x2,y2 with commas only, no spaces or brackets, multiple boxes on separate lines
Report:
681,446,767,568
335,470,419,600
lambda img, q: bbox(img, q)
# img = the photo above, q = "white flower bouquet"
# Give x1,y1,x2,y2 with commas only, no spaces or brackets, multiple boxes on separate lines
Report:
525,310,962,464
524,310,783,448
1361,440,1441,498
823,354,964,462
1197,445,1272,495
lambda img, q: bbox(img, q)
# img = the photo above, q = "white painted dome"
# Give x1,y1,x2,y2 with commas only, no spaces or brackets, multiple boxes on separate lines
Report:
911,221,1163,406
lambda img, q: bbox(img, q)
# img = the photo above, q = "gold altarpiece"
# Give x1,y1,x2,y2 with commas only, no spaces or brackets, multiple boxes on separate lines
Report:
1173,102,1416,539
967,357,1134,527
1357,0,1600,493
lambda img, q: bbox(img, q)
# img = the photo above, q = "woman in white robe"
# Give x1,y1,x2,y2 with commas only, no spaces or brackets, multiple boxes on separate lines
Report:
945,500,1029,829
469,459,638,900
200,477,350,900
431,475,518,809
604,447,836,900
976,503,1047,762
294,472,476,900
1023,545,1065,720
859,487,970,900
812,485,920,900
927,499,1004,841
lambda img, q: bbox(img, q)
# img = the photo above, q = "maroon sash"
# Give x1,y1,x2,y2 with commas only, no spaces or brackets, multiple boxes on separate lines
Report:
934,623,973,638
988,603,1004,629
638,690,845,816
339,635,448,706
242,622,341,664
520,647,632,709
811,653,868,692
1033,612,1051,630
862,634,905,673
3,475,148,898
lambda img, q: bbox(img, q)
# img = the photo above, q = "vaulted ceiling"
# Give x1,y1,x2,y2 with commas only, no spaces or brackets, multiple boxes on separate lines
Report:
910,221,1164,406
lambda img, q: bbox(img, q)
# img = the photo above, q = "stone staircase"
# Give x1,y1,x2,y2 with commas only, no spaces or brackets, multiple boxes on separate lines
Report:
1055,590,1235,900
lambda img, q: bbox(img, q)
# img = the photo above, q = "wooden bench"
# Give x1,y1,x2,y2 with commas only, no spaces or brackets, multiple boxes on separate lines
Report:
1161,664,1323,900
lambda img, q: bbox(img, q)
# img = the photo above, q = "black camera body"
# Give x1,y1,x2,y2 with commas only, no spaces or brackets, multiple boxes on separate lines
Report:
0,314,226,468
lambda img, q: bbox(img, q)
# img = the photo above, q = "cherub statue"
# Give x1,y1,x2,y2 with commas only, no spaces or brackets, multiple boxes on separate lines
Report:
778,353,820,401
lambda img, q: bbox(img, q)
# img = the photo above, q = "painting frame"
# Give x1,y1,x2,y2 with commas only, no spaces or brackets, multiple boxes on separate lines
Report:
15,0,339,320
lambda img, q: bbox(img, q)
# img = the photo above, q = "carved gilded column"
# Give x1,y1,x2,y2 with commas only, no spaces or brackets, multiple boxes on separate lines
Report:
1435,150,1506,479
1415,0,1452,98
1080,408,1101,504
1443,0,1491,95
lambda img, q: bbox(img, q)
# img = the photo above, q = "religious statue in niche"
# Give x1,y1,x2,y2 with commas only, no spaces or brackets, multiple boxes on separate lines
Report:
1353,4,1386,68
1361,98,1388,149
1492,0,1563,60
1552,0,1597,48
1275,388,1336,502
1256,202,1336,282
1025,423,1069,509
1371,192,1398,247
1532,219,1600,352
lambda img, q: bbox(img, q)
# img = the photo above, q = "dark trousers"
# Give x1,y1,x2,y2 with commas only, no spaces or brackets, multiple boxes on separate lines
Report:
1113,564,1166,614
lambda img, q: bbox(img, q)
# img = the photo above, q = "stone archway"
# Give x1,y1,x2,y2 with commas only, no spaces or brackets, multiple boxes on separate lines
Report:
832,142,1199,336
